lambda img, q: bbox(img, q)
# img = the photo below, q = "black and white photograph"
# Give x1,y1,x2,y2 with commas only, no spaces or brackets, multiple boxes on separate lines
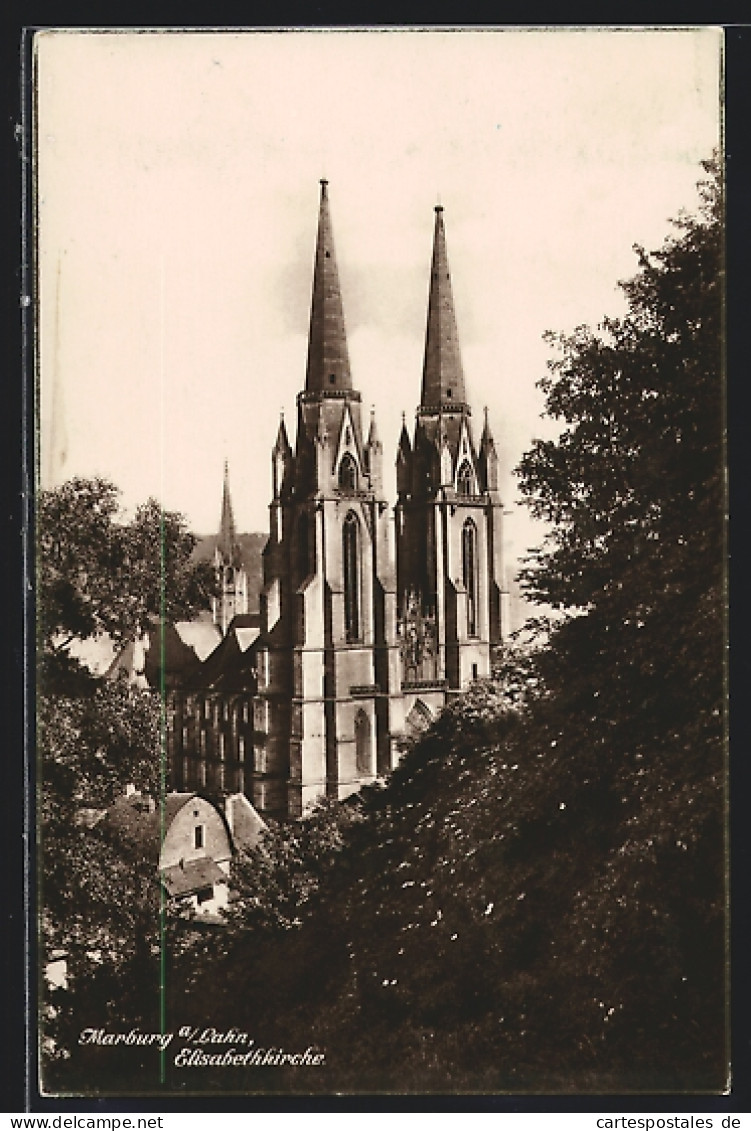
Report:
33,26,725,1097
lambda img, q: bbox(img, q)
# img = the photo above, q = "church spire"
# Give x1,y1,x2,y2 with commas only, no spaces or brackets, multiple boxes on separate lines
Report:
217,460,240,565
420,205,468,414
305,180,352,395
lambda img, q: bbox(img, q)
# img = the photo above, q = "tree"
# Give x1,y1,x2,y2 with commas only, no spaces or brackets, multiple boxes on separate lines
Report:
37,479,217,1089
38,476,217,663
517,158,722,619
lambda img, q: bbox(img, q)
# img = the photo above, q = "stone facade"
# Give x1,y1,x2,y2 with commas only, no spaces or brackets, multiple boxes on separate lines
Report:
165,184,506,819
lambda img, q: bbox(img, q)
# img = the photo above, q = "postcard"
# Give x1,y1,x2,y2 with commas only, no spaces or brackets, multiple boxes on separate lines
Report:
33,26,726,1098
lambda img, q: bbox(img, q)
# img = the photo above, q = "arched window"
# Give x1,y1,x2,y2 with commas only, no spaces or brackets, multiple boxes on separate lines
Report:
343,511,360,641
462,519,478,637
355,709,371,776
405,699,433,739
338,453,358,493
457,459,474,496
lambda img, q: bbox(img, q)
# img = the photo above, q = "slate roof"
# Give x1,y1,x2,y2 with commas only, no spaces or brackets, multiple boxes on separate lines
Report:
188,616,260,692
161,857,227,898
305,180,352,394
104,791,201,855
143,622,202,689
420,206,468,412
173,613,222,661
226,792,267,852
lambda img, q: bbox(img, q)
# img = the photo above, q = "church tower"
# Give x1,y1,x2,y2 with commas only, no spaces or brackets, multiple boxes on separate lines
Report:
395,205,505,693
258,181,400,817
212,460,249,636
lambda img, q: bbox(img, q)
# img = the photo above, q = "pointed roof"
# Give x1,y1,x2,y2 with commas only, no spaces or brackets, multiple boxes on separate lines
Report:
273,413,291,456
366,407,381,448
397,413,412,462
305,180,352,395
217,461,240,564
480,406,495,447
420,206,468,413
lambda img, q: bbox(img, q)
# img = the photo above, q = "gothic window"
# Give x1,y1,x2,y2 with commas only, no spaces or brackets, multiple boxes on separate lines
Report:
343,511,361,642
405,699,434,739
355,709,371,776
338,453,358,493
462,518,479,637
458,459,474,496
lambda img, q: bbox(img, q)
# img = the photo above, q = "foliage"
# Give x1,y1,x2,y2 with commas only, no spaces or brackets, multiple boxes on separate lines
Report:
516,158,722,616
223,797,366,934
37,478,216,1088
38,476,217,658
39,678,163,815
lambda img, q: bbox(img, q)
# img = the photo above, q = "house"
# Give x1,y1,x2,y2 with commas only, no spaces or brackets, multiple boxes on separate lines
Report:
104,789,265,919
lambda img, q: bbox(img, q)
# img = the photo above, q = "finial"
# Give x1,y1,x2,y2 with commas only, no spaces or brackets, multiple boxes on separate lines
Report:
401,410,406,425
435,204,444,214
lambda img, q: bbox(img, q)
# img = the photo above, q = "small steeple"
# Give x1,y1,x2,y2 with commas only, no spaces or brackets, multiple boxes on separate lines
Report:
217,460,240,565
420,205,468,414
479,406,499,493
305,180,352,395
366,407,381,450
397,411,412,456
396,411,413,496
480,405,495,448
273,411,291,456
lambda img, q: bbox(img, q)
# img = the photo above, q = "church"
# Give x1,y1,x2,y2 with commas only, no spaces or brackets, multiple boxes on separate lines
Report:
164,182,506,819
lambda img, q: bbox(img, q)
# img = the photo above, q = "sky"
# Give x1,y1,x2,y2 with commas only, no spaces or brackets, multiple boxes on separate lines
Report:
36,27,722,574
